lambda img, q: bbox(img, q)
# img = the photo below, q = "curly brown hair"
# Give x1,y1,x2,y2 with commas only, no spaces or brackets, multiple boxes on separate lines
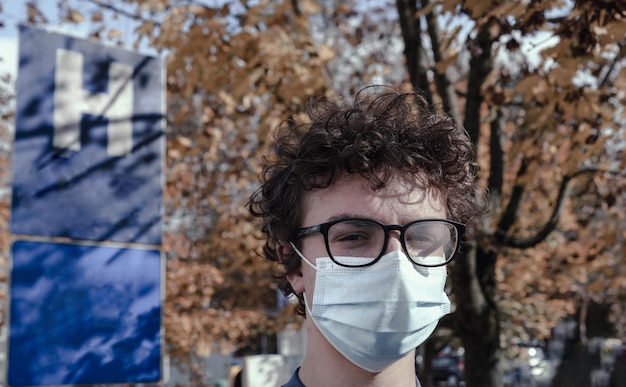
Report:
248,86,483,316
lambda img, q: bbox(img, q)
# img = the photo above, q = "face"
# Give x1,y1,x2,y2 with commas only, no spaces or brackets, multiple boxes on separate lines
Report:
284,173,448,304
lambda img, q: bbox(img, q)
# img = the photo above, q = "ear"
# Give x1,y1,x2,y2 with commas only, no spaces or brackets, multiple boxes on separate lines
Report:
276,240,294,264
277,240,305,294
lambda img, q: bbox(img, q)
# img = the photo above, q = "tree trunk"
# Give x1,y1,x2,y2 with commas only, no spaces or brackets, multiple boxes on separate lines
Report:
456,20,503,387
420,338,436,387
396,2,503,385
579,294,589,346
451,244,503,387
396,0,433,102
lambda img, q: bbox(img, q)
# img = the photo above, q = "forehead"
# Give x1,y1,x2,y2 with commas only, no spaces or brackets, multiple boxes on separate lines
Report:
300,174,446,226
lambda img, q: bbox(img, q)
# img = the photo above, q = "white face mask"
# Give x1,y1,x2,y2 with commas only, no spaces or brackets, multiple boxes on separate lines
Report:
292,245,451,373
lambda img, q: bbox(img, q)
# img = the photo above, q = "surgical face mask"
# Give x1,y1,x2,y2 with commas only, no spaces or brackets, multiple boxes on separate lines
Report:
292,244,451,373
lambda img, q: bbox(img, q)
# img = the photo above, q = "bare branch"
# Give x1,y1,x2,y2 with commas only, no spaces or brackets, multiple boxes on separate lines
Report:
82,0,157,25
463,23,493,146
494,156,528,241
423,0,460,123
600,42,626,88
495,167,618,249
396,0,432,102
487,108,504,209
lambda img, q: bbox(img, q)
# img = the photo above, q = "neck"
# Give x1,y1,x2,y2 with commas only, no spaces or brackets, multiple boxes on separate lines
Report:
298,320,417,387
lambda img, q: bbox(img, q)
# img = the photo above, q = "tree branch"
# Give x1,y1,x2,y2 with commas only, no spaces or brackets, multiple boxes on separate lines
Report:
83,0,157,25
495,167,606,249
82,0,219,27
496,156,528,237
396,0,433,103
488,108,504,211
600,42,626,88
423,0,461,123
463,23,493,146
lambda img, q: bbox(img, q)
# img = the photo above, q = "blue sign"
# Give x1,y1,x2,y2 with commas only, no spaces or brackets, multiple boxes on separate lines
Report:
10,25,164,245
8,240,162,386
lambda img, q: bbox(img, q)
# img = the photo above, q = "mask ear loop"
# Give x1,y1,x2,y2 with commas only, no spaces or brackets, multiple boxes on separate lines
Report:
289,242,320,272
290,243,317,320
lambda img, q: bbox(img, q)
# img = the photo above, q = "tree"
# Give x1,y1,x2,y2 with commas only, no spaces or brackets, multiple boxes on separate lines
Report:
146,0,333,360
395,0,626,385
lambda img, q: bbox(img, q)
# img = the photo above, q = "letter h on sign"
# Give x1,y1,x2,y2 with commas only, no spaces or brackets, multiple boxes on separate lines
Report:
11,25,164,245
53,49,134,156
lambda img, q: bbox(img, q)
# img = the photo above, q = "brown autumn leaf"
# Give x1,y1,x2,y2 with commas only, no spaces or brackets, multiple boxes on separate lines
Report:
67,9,85,23
107,29,123,39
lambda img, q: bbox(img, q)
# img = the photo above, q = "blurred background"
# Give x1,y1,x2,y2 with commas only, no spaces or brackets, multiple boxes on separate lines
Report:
0,0,625,386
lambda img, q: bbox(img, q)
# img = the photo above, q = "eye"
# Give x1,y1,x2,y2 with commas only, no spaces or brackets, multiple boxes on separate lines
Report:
405,223,451,256
330,222,377,242
326,220,384,259
335,231,371,242
406,230,438,246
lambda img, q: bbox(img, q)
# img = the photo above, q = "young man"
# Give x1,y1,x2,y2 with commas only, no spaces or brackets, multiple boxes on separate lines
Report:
248,86,484,387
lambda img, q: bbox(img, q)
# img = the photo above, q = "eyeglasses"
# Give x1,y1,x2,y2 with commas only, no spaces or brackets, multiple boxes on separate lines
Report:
297,218,465,268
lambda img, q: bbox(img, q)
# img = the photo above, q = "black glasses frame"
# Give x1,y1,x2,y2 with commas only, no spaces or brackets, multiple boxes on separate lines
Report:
297,218,466,268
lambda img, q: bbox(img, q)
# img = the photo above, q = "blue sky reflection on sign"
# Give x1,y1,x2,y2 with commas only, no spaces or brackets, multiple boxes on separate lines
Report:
10,25,164,245
8,240,162,386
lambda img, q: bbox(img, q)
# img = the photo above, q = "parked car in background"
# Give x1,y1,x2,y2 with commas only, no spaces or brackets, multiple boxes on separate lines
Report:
504,342,551,387
431,345,465,387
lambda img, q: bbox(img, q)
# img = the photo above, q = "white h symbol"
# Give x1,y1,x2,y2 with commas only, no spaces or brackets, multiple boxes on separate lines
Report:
53,49,134,157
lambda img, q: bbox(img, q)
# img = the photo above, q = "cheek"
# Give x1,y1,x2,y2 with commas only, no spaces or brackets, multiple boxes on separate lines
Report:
300,261,318,305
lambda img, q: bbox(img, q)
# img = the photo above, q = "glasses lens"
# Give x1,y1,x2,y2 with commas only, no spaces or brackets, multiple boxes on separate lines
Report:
404,221,457,266
326,220,385,266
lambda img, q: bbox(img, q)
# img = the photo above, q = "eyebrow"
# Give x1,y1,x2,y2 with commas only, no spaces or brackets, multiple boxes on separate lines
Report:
324,214,447,225
325,213,374,223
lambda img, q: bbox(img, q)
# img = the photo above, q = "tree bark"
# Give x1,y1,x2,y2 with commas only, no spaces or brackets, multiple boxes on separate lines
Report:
579,294,589,346
396,0,433,103
452,243,503,387
420,338,436,387
423,0,461,123
457,21,504,387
